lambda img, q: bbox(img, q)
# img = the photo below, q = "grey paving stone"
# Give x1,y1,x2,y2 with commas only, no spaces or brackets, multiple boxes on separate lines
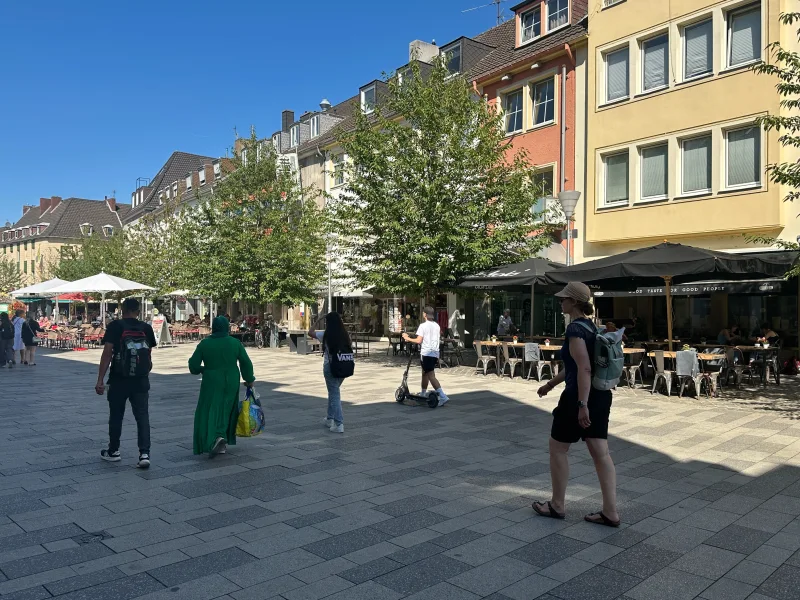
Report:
548,565,642,600
221,548,322,588
723,559,777,586
445,533,527,567
374,554,470,595
370,510,449,537
748,544,796,568
129,573,238,600
404,581,481,600
499,573,561,600
670,544,745,579
0,523,86,551
734,509,797,534
43,566,126,596
678,507,741,532
1,542,114,579
370,469,429,484
230,574,305,600
756,564,800,600
602,543,681,579
290,557,356,584
339,557,404,584
147,547,254,586
323,580,402,600
704,524,774,555
387,541,443,565
698,577,755,600
52,573,164,600
301,526,392,560
241,525,330,559
0,587,52,600
645,523,714,553
602,528,650,549
284,511,338,529
537,557,595,583
572,541,625,565
371,495,446,517
430,529,484,550
0,545,48,565
509,534,590,568
184,505,268,532
625,567,714,600
447,556,538,596
281,575,353,600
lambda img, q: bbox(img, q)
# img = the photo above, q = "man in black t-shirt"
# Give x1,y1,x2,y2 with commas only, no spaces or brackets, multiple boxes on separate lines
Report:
95,298,157,468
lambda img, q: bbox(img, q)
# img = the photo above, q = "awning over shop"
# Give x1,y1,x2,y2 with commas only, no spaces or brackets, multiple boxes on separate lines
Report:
458,257,563,289
593,279,786,297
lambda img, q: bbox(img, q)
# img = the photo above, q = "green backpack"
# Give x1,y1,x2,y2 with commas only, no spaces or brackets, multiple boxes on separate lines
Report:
576,321,624,391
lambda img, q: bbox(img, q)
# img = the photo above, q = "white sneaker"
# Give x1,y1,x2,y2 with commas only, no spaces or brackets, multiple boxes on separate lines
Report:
329,423,344,433
323,418,334,428
437,392,449,407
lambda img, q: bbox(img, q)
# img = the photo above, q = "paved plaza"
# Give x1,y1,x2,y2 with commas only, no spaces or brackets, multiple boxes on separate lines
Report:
1,344,800,600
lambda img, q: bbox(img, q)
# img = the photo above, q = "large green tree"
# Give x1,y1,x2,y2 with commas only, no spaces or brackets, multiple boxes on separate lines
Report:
53,230,127,282
748,12,800,275
187,133,327,305
0,258,24,294
330,60,557,297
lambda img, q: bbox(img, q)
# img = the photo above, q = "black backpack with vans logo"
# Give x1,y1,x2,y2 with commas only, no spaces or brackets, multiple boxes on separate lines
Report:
112,322,152,378
330,349,355,378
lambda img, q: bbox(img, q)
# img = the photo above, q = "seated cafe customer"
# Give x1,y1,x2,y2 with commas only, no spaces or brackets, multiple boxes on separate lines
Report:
497,310,514,336
758,324,779,346
717,324,741,345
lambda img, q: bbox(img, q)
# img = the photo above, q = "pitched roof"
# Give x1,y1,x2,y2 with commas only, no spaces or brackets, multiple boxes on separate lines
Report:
296,94,360,155
4,198,128,241
124,151,215,223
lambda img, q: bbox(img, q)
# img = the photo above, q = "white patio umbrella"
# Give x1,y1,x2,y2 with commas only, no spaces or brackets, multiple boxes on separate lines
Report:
49,272,154,324
10,278,72,323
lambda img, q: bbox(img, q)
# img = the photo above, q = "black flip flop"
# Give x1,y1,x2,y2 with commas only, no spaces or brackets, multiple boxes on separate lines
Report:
532,500,565,520
584,511,620,527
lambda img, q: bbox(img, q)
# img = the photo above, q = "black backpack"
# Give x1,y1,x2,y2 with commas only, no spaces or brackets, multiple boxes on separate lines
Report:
112,322,152,378
0,320,13,340
329,346,355,378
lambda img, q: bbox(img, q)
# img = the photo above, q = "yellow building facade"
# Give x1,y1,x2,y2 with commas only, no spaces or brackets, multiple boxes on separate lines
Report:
579,0,798,261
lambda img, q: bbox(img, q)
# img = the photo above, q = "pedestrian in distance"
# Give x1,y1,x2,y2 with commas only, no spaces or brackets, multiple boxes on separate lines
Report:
189,315,255,457
308,312,353,433
0,312,14,367
21,312,43,365
533,282,620,527
11,309,25,365
402,306,449,407
95,298,156,469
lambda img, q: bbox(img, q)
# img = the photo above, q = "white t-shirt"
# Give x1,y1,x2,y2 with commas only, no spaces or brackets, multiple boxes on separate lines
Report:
416,320,441,358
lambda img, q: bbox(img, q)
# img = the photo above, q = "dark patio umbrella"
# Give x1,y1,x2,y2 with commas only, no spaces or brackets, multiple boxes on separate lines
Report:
458,257,562,288
543,243,798,349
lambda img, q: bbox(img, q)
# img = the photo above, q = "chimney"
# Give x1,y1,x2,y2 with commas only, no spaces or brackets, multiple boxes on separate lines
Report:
39,197,52,215
50,196,62,210
106,196,116,212
281,110,295,132
23,205,36,216
409,40,439,63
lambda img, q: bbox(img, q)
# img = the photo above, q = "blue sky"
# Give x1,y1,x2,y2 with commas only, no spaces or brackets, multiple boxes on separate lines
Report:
0,0,510,224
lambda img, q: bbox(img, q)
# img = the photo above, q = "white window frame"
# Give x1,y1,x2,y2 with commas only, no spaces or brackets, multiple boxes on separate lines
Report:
172,182,178,196
546,0,570,33
531,165,556,221
604,46,630,104
640,32,669,94
682,18,714,82
638,142,669,202
290,125,299,147
602,150,630,206
724,124,761,190
333,154,346,187
503,88,524,134
520,6,541,45
272,135,279,150
726,2,762,69
213,162,221,179
679,133,713,196
199,167,206,185
443,43,462,76
361,86,376,114
310,115,320,138
532,77,556,127
103,225,114,237
185,174,192,190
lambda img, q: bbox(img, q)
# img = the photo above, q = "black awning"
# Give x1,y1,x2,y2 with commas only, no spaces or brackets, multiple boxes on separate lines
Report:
593,279,786,297
458,257,563,289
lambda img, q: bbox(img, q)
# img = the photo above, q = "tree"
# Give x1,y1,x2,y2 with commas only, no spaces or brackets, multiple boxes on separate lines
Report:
0,258,24,294
52,230,127,282
747,12,800,275
187,132,327,306
329,59,558,297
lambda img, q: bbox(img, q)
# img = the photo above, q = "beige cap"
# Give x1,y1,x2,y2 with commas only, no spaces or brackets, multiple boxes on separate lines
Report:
555,282,592,303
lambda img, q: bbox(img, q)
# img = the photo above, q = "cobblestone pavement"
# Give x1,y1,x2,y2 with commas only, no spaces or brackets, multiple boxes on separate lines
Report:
1,344,800,600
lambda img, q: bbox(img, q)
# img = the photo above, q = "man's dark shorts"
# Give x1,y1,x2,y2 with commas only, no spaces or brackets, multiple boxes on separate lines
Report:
421,356,437,373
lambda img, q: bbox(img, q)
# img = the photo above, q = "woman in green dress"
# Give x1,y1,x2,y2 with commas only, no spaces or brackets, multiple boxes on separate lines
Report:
189,316,255,456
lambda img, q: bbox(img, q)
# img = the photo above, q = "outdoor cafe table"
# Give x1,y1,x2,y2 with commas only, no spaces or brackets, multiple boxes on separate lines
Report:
734,346,781,387
647,351,718,361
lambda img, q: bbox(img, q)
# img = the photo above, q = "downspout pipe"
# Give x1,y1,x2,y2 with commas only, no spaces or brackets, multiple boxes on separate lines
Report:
560,65,567,194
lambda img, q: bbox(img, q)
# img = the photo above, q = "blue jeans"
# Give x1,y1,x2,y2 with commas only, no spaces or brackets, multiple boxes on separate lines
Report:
323,363,344,426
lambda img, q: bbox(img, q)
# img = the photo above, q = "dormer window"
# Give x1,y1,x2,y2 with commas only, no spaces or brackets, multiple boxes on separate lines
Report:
199,167,206,185
547,0,569,30
520,6,541,43
29,226,36,236
172,182,178,196
444,43,462,76
185,174,192,190
131,192,136,207
214,162,221,179
79,223,93,236
361,86,376,114
272,134,279,150
310,115,320,138
103,225,114,237
290,125,299,147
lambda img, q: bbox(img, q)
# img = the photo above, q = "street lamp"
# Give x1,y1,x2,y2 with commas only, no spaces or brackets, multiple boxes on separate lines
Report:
557,190,581,266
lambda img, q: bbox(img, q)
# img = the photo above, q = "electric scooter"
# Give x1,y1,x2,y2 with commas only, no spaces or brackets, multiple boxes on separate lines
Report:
395,352,440,409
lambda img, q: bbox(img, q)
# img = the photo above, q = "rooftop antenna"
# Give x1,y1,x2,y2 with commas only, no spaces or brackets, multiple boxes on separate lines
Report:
462,0,508,25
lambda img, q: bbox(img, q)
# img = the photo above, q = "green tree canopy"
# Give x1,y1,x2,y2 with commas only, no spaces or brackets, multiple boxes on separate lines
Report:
52,230,127,282
186,132,327,305
330,59,558,297
0,258,24,294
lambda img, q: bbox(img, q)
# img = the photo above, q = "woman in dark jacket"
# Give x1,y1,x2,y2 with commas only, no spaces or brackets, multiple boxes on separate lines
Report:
21,312,43,365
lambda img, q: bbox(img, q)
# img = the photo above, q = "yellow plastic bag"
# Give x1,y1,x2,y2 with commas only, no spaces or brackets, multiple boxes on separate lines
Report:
236,388,264,437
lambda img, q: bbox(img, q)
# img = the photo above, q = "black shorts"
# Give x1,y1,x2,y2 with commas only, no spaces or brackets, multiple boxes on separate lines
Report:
551,388,612,444
421,356,438,373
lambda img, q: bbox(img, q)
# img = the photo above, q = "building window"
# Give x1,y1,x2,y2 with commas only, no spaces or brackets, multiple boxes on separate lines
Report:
531,167,554,217
684,19,713,80
272,135,279,150
172,182,178,196
213,163,221,179
23,261,27,274
444,44,462,76
361,86,376,114
242,149,248,166
290,125,299,147
310,115,320,138
199,167,206,185
24,241,27,250
103,225,114,236
642,34,669,92
640,143,668,200
728,3,761,68
605,47,629,102
31,239,35,250
79,223,93,236
333,154,345,186
726,125,760,188
533,78,555,125
604,151,629,204
520,7,541,43
504,89,524,133
30,260,34,276
547,0,569,30
185,174,192,190
681,134,712,194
